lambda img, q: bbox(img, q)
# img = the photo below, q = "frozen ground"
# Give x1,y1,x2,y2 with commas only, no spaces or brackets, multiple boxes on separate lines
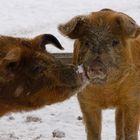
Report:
0,97,116,140
0,0,139,139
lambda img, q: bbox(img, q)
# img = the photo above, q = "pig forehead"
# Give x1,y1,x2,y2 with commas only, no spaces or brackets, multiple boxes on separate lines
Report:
84,24,114,41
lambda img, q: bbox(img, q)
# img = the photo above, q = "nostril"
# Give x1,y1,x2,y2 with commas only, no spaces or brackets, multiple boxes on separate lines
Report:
89,66,105,74
99,68,103,72
93,67,102,72
90,68,93,72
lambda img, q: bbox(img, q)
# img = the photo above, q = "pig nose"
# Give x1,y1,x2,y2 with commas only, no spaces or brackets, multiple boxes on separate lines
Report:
89,62,106,75
91,65,103,73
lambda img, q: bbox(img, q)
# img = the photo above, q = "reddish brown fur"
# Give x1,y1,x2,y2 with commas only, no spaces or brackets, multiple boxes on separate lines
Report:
0,34,82,116
59,9,140,140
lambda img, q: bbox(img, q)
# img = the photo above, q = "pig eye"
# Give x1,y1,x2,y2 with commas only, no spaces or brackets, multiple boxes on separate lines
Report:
83,41,90,47
112,39,120,47
6,62,18,72
85,42,89,46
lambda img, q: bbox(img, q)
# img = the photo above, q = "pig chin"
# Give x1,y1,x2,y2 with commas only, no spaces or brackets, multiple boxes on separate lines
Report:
86,69,122,85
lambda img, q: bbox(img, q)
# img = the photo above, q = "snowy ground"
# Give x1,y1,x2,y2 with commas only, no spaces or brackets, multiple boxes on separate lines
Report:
0,96,116,140
0,0,140,140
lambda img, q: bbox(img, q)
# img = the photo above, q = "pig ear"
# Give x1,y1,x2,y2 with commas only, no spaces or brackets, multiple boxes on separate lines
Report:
2,48,22,72
32,34,64,50
135,27,140,37
116,15,139,38
58,15,87,39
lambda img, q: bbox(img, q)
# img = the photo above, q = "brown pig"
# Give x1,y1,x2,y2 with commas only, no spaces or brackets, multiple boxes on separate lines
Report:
0,34,82,116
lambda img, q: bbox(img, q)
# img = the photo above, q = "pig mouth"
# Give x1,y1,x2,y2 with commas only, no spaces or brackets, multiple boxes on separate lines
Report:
86,72,107,84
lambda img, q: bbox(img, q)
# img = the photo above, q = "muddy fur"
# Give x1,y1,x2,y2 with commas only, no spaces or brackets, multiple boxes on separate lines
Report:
59,9,140,140
0,34,82,116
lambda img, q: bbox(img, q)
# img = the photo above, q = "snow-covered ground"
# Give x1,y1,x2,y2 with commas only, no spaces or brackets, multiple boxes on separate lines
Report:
0,0,139,139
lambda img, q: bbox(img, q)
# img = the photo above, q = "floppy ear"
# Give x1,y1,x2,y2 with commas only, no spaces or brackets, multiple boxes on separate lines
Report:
116,14,139,38
2,48,22,72
58,15,87,39
32,34,64,51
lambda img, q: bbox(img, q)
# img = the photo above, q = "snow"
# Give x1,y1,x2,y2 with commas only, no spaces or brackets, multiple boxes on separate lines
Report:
0,0,139,139
0,97,116,140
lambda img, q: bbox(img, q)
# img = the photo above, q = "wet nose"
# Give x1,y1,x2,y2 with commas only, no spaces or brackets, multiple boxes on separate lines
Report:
91,65,103,73
89,62,106,75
